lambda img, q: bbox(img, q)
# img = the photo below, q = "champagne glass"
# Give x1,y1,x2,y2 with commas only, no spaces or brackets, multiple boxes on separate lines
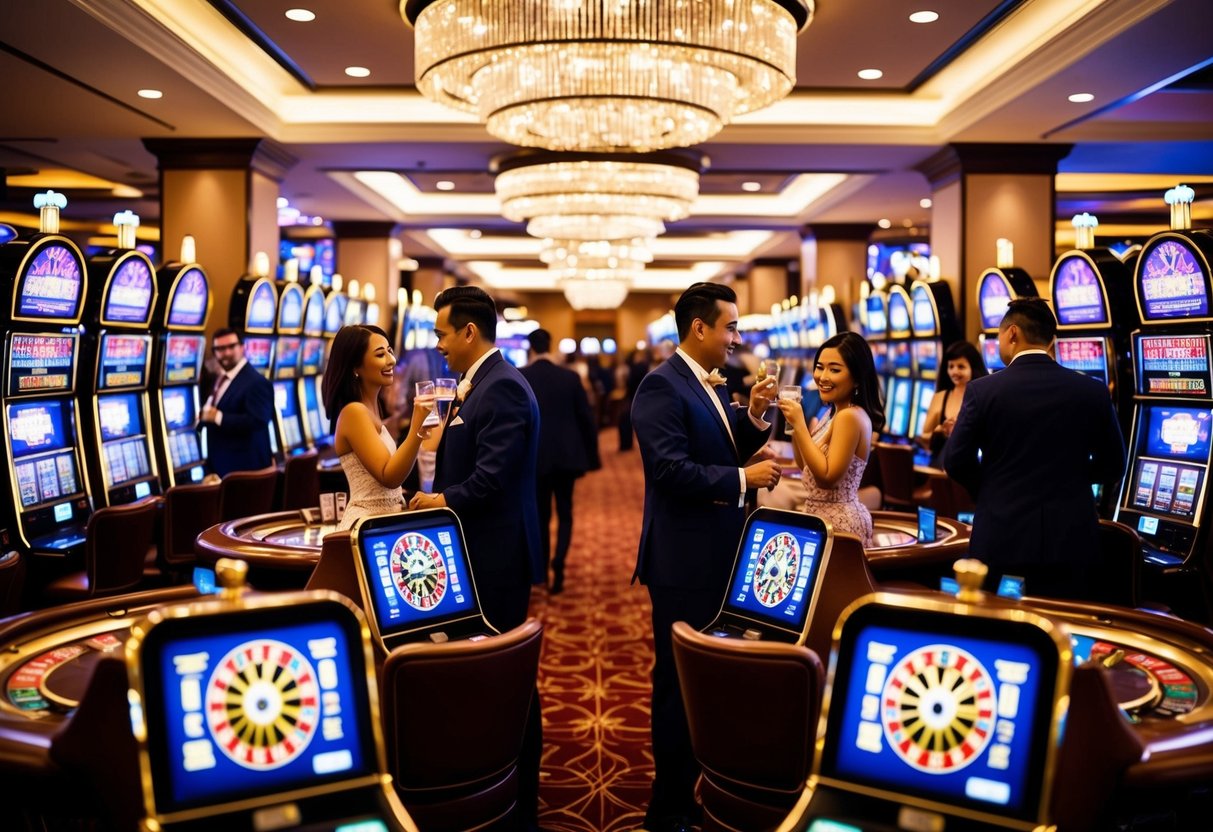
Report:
779,385,803,436
757,359,780,385
433,377,458,422
416,380,438,427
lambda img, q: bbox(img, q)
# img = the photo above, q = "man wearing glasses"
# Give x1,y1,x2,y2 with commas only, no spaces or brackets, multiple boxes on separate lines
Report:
200,328,275,477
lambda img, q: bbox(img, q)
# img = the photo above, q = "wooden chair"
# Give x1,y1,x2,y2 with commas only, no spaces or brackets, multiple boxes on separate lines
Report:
380,619,543,831
282,450,320,510
673,622,824,831
43,496,163,601
218,466,278,521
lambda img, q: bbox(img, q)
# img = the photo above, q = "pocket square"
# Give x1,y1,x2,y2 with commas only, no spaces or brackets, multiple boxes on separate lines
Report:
450,415,465,426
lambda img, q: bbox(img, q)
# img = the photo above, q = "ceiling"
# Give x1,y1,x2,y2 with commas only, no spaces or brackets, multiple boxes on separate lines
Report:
1,0,1211,296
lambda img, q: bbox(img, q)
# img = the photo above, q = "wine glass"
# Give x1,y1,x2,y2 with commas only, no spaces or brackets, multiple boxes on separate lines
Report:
415,380,438,427
433,377,458,422
779,385,803,436
756,359,780,384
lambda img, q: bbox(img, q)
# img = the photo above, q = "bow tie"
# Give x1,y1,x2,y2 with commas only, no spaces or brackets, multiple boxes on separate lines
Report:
705,370,727,387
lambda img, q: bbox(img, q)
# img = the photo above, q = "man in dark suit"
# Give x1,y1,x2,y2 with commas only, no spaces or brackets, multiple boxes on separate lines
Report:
631,282,781,832
945,297,1125,599
520,328,601,594
200,328,274,477
407,285,543,830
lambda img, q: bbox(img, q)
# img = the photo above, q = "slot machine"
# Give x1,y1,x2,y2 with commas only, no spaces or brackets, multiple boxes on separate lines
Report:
907,279,960,447
229,266,280,459
1049,212,1141,442
270,275,310,457
975,240,1038,373
882,285,914,440
324,275,349,363
862,288,890,394
79,210,161,506
0,192,93,557
344,278,367,326
1114,186,1213,576
149,237,212,488
299,272,330,449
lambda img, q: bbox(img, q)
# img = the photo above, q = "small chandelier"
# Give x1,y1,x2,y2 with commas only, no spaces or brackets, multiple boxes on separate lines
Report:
403,0,814,152
494,150,705,241
540,238,653,273
560,273,632,310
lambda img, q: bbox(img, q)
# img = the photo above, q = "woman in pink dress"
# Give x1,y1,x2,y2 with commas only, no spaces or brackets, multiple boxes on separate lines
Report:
778,332,886,545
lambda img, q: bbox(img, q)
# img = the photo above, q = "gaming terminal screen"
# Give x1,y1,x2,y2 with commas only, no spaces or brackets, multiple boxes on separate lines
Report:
722,514,826,633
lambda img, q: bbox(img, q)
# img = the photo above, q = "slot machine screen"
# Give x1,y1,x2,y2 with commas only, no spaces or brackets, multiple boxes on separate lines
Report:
911,286,937,336
99,334,150,389
871,342,888,376
981,337,1006,372
865,296,888,337
821,606,1061,824
910,382,935,438
887,291,911,339
275,336,302,378
139,609,377,814
978,274,1012,331
99,393,151,485
274,381,304,451
1126,405,1211,521
912,341,939,378
102,256,155,324
889,342,912,376
722,515,826,633
886,378,912,437
7,333,75,396
303,378,326,444
325,295,345,335
162,334,204,385
1138,238,1210,321
244,337,274,374
15,243,84,320
304,290,326,336
279,284,305,331
162,387,196,432
8,399,83,507
1135,334,1211,398
1055,338,1108,385
355,515,481,635
247,280,278,331
167,268,209,328
1053,256,1109,326
301,338,325,374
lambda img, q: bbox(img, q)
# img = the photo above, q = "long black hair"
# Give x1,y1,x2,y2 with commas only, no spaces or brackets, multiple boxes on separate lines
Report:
935,340,988,393
815,331,886,433
321,324,390,432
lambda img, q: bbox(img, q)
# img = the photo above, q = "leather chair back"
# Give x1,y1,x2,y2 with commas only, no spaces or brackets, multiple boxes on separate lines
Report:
805,533,877,664
218,466,278,521
1089,519,1143,608
85,496,163,597
160,481,221,570
672,621,824,831
874,442,916,509
380,618,543,832
0,550,26,616
282,450,320,511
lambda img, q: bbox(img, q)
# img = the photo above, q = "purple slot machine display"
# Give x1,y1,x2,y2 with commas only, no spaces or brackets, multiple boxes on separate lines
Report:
1115,187,1213,581
229,271,281,459
862,289,890,394
149,237,213,488
0,193,93,557
299,279,331,448
975,249,1038,373
1049,213,1140,445
907,279,960,449
79,211,162,506
882,285,914,440
271,279,311,456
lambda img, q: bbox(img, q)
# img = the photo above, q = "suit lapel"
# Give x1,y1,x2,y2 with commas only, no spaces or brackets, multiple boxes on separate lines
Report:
671,354,736,456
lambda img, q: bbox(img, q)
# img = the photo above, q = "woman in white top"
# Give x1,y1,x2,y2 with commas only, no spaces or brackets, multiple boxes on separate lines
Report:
321,325,432,531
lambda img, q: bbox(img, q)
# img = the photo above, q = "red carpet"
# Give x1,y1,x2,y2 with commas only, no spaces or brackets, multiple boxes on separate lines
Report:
530,433,657,831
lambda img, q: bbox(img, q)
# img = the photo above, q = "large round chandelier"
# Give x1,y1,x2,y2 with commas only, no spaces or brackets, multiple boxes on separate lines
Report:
494,150,704,241
540,238,653,273
403,0,814,152
560,273,632,310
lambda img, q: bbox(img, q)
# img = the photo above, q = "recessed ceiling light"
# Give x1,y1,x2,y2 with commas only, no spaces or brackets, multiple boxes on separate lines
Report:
857,69,884,81
344,66,371,78
919,198,933,208
902,219,914,228
909,11,939,24
277,197,289,209
741,181,762,192
285,9,315,22
137,89,163,99
877,218,892,229
469,229,482,238
1068,92,1095,103
436,180,456,191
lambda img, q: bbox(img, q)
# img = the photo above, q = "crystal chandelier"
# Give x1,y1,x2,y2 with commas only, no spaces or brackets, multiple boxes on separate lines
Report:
403,0,814,152
494,150,704,241
540,238,653,273
560,273,632,310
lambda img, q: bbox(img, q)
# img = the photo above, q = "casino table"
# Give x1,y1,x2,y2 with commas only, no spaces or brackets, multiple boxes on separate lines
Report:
194,509,336,588
0,586,200,781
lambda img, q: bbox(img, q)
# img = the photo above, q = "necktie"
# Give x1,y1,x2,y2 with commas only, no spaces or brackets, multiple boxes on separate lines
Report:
212,373,231,405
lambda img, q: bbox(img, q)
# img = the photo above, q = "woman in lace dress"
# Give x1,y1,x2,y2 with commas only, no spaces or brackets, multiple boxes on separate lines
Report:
321,325,432,531
778,332,886,545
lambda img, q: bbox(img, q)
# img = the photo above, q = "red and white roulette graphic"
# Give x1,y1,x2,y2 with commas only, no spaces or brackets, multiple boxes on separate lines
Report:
752,532,801,608
206,639,320,770
388,532,449,610
882,644,996,772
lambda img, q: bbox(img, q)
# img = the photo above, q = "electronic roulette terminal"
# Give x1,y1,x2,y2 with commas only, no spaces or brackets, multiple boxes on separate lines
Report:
194,508,336,588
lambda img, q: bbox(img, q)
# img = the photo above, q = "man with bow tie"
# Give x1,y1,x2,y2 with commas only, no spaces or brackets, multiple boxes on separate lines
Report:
407,285,544,830
631,282,780,832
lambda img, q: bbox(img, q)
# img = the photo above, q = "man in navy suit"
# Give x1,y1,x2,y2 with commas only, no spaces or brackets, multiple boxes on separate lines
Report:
408,285,543,829
200,328,274,477
520,328,601,594
632,282,780,832
945,297,1125,599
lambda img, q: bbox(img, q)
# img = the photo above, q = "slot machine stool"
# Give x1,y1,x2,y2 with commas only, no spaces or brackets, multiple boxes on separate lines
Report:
672,621,824,831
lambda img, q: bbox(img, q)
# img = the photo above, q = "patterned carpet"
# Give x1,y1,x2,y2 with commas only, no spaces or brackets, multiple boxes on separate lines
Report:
530,433,658,832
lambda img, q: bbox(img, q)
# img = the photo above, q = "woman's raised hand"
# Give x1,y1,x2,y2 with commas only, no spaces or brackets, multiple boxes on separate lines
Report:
777,397,806,431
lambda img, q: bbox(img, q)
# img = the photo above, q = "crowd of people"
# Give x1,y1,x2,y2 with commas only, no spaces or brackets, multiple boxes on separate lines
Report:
192,280,1125,832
